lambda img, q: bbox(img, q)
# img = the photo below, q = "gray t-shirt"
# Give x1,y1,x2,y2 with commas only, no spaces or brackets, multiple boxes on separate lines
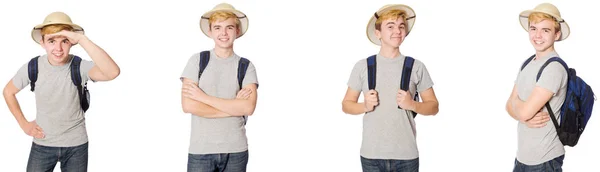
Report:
180,50,258,154
515,52,567,165
12,55,94,147
347,54,434,160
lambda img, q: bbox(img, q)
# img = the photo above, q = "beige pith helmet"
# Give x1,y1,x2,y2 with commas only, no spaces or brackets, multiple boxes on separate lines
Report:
31,12,84,44
200,3,249,38
519,3,570,41
366,4,416,45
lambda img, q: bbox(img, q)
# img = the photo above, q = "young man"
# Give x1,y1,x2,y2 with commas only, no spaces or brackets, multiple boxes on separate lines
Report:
180,3,258,172
3,12,120,172
506,3,570,171
342,4,439,172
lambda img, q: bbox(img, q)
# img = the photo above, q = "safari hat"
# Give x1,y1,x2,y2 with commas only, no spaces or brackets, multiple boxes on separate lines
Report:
31,12,84,44
519,3,570,41
366,4,416,45
200,3,248,38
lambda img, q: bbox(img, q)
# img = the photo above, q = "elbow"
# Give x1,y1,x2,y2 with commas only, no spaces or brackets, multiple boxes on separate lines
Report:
242,104,256,116
341,101,350,114
106,68,121,80
182,103,192,114
3,85,14,99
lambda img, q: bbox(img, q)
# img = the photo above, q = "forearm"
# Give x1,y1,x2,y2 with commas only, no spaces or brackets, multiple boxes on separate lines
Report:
413,100,438,116
512,97,536,122
201,96,254,117
3,92,27,126
342,100,366,115
182,97,231,118
78,37,120,79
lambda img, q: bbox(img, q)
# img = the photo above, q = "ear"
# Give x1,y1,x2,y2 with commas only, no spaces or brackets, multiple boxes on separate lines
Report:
375,29,382,40
555,30,562,41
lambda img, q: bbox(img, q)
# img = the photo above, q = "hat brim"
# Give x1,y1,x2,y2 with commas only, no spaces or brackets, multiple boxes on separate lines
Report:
31,22,84,44
519,10,570,41
367,5,416,46
200,9,248,38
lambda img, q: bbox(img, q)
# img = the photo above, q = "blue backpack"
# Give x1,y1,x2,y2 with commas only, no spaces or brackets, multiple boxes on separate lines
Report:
367,55,419,117
28,55,90,112
521,55,595,146
198,51,250,124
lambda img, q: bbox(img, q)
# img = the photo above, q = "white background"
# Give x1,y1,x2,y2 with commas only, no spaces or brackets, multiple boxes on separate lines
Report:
1,0,599,171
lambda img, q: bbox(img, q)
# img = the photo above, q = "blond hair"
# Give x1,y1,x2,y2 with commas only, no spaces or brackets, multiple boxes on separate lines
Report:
209,11,241,29
375,9,407,31
40,24,74,40
528,12,560,33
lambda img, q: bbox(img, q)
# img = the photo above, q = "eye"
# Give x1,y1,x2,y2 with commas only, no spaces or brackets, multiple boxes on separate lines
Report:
62,39,70,44
48,40,55,43
529,27,536,31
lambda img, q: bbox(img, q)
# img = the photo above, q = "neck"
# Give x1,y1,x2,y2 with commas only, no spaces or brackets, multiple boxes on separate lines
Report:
379,45,400,58
214,46,234,58
535,46,556,60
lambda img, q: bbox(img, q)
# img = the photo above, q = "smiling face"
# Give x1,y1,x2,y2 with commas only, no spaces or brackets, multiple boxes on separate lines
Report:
208,11,241,50
40,24,74,65
374,9,408,48
528,12,561,54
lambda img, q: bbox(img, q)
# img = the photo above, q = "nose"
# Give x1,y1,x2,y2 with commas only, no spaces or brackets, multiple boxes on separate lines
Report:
393,27,402,34
534,30,542,38
220,29,228,36
54,41,63,51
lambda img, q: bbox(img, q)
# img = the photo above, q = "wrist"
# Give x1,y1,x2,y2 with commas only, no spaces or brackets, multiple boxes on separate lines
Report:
77,35,90,45
410,100,418,111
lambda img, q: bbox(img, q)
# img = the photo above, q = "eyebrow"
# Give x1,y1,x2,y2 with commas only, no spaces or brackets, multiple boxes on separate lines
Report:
212,25,235,28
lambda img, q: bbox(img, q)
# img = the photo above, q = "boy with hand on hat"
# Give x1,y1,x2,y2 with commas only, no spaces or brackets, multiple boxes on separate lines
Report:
506,3,570,171
3,12,120,171
180,3,258,172
342,4,439,172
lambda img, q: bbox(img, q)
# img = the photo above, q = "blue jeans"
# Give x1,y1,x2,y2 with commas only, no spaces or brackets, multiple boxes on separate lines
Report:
513,155,565,172
188,150,249,172
360,156,419,172
26,142,88,172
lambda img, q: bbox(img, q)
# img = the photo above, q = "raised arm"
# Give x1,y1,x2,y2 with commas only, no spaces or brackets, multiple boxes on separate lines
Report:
47,30,120,81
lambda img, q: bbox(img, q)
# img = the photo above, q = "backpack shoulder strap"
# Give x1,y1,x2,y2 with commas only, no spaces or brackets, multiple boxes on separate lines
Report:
401,56,415,91
521,54,536,71
198,51,211,78
367,55,377,90
70,55,89,112
536,57,569,135
70,56,83,87
399,56,418,117
536,57,568,81
237,57,250,89
28,56,40,92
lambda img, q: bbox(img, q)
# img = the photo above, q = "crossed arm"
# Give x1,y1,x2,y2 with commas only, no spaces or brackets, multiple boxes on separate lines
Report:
181,78,257,118
506,84,553,123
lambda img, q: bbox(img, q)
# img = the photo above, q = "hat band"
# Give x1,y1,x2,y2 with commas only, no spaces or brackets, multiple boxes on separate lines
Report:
201,15,247,20
33,27,84,32
519,15,565,23
373,12,415,20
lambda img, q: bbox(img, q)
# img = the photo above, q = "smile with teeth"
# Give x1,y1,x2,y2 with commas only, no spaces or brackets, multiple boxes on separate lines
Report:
52,52,64,57
534,40,544,44
218,38,229,41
